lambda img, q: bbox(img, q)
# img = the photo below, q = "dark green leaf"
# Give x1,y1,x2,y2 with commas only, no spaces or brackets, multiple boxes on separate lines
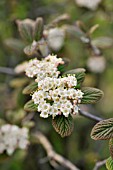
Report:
106,157,113,170
91,118,113,140
52,114,74,137
81,87,103,104
24,100,37,112
23,82,38,94
33,17,44,41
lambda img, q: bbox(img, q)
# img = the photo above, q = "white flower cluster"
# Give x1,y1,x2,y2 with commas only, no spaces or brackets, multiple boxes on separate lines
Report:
25,54,64,81
32,76,84,118
0,124,29,155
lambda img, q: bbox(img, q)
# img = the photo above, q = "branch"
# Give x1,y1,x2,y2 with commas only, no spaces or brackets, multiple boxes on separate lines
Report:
33,131,80,170
0,67,16,75
79,110,104,122
93,159,106,170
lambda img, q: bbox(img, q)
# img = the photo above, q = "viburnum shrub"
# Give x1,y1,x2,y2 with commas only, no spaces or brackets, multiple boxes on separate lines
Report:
15,17,104,138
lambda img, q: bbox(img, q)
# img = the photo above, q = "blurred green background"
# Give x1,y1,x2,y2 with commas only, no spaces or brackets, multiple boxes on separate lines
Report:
0,0,113,169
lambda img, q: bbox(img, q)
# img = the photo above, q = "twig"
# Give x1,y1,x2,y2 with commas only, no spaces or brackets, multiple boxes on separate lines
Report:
79,110,104,122
33,131,80,170
93,159,106,170
0,67,16,75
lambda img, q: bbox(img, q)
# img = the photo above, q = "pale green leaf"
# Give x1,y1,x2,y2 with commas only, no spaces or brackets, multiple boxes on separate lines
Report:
23,82,38,94
24,100,37,112
81,87,103,104
106,157,113,170
92,37,113,49
109,138,113,159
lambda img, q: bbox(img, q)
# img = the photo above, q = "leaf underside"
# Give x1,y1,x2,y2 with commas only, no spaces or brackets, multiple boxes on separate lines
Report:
52,114,74,137
91,118,113,140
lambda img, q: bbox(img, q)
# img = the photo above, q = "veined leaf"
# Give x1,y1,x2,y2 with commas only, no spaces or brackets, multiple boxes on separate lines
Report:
17,19,34,42
81,87,103,104
23,82,38,94
109,138,113,159
52,114,74,137
33,17,44,41
24,100,37,112
106,157,113,170
63,68,86,85
91,118,113,140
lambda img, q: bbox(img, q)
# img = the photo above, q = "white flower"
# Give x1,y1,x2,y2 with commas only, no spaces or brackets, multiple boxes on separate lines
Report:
76,90,84,99
6,147,15,155
43,103,51,112
49,106,59,118
40,111,49,118
62,108,70,117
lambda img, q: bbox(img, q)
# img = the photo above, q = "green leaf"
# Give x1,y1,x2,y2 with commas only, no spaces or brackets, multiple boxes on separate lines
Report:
109,138,113,159
10,78,28,88
51,14,70,25
106,157,113,170
81,87,103,104
52,114,74,137
63,68,86,85
92,37,113,49
91,118,113,140
24,43,37,56
23,82,38,94
24,100,37,112
33,17,44,41
4,38,25,53
17,19,34,42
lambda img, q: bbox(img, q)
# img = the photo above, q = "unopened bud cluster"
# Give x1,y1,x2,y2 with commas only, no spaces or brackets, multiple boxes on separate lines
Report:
0,124,29,155
25,54,84,118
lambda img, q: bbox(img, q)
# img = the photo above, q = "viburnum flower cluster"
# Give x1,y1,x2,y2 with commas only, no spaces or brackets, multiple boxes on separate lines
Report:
25,54,84,118
25,54,64,81
0,124,29,155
